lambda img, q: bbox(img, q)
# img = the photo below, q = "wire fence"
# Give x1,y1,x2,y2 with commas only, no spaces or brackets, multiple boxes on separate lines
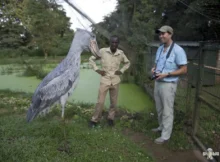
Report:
144,41,220,161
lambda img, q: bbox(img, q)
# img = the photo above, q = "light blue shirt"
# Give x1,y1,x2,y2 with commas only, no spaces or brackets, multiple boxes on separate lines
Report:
155,43,187,82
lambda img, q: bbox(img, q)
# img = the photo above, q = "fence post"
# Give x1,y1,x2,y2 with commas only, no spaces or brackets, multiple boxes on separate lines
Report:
185,71,192,118
192,42,205,136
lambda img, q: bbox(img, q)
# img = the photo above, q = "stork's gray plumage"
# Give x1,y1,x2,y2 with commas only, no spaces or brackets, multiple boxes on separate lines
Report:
26,28,100,122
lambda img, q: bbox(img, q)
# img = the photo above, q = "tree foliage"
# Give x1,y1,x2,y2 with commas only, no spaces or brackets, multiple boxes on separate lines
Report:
0,1,30,48
0,0,74,58
92,0,220,84
15,0,73,58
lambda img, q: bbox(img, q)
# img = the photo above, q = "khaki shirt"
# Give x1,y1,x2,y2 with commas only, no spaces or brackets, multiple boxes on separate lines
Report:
89,47,130,85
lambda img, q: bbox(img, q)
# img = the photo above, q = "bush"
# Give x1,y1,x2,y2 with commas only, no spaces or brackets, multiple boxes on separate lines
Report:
22,60,48,79
0,48,45,58
0,48,18,57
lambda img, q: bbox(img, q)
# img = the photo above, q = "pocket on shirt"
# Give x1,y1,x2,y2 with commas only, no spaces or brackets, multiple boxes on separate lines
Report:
166,57,176,69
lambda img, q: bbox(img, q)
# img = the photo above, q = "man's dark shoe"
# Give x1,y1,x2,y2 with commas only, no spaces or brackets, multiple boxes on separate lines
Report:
107,119,114,127
89,121,97,128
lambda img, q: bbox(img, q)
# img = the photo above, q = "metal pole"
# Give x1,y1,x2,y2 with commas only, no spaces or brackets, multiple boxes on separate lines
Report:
192,42,204,136
63,0,110,39
63,0,127,51
63,0,96,24
185,72,192,118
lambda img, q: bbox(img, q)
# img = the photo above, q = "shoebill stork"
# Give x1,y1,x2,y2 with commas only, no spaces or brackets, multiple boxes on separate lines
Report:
26,28,100,122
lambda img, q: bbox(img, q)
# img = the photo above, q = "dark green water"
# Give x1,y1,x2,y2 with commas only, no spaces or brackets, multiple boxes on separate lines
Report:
0,67,154,112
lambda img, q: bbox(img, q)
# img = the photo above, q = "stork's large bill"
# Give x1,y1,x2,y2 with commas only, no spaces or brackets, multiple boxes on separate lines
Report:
90,40,101,58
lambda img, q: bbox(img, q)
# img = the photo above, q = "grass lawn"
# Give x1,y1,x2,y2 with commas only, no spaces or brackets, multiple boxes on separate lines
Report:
0,89,197,162
0,90,153,162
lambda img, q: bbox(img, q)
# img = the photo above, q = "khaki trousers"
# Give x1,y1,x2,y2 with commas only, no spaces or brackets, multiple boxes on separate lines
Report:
91,83,119,122
154,81,177,140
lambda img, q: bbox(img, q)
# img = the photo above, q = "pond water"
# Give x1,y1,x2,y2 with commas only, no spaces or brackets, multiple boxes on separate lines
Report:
0,65,154,112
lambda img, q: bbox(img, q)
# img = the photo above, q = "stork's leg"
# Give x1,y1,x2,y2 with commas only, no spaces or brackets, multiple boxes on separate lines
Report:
60,93,69,119
61,105,65,119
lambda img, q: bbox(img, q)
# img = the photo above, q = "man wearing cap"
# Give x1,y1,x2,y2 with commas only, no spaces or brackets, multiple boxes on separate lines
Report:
151,25,187,144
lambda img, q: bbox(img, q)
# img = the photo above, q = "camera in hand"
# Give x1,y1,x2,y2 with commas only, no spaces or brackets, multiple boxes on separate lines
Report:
150,72,159,80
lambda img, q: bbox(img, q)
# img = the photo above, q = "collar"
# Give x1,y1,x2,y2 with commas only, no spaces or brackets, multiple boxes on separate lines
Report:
162,44,171,54
162,41,173,50
106,47,120,56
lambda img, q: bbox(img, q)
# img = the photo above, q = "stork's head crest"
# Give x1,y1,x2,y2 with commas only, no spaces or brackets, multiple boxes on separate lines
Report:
75,28,101,58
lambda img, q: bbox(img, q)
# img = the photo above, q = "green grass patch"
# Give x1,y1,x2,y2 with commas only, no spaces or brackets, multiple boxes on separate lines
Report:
0,115,153,162
0,90,153,162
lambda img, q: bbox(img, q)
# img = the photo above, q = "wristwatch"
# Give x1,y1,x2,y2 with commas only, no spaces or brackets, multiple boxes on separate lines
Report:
168,72,171,77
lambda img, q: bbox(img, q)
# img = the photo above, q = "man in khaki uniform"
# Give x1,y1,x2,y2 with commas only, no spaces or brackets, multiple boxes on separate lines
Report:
89,36,130,127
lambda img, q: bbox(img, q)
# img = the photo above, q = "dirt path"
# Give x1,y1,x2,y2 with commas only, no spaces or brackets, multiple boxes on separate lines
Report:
122,129,208,162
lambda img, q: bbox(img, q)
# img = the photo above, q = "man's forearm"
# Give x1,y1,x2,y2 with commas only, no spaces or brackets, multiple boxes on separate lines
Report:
169,65,187,76
151,64,156,73
120,61,130,73
89,56,99,71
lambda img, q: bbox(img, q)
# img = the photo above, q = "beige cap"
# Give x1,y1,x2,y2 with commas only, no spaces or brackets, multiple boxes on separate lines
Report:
156,25,173,35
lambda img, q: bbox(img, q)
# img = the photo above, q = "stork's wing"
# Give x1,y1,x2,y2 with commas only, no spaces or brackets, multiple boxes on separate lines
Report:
27,68,79,122
36,70,77,109
40,72,72,101
38,62,68,88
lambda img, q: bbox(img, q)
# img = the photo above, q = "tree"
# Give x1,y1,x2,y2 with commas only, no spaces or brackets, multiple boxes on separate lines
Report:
92,0,220,84
15,0,72,58
175,0,220,40
0,1,30,48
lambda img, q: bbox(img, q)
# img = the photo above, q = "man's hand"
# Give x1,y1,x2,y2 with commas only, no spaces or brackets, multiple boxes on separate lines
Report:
115,71,122,75
96,70,106,76
156,73,168,80
151,67,156,74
